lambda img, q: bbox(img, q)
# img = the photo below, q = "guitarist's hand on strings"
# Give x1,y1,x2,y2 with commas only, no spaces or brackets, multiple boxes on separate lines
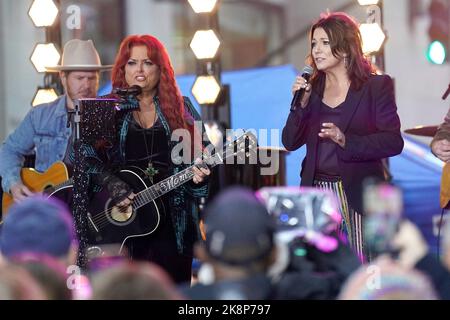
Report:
10,181,35,202
98,172,134,212
192,159,211,184
116,192,136,211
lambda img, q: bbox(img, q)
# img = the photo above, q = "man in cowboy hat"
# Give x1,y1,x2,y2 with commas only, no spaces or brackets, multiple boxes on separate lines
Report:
0,39,112,203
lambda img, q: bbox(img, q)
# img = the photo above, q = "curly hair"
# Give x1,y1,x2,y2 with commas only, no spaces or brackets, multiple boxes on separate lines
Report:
112,35,202,157
112,35,187,130
306,12,376,90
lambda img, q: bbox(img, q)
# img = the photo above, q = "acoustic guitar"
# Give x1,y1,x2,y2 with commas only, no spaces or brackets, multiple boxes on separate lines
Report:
1,161,71,220
66,131,258,254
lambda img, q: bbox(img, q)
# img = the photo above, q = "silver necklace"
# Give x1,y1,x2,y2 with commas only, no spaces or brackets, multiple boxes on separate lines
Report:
135,108,159,181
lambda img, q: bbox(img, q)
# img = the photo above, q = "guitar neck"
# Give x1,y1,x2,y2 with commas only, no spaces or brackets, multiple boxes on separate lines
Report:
133,163,211,210
131,132,254,209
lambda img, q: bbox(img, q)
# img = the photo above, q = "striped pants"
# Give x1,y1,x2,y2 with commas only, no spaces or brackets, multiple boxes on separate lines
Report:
313,178,367,262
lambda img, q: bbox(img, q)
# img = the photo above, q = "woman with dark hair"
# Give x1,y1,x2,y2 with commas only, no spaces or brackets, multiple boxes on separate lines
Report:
88,35,210,284
282,12,403,261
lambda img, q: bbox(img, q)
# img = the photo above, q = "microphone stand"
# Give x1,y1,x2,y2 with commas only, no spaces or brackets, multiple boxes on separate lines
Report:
442,83,450,101
69,100,89,268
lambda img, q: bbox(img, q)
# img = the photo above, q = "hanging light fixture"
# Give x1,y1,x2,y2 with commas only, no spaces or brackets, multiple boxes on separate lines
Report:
190,30,221,60
358,0,379,5
191,75,221,105
28,0,59,27
360,22,386,54
32,87,59,106
188,0,218,13
30,43,61,73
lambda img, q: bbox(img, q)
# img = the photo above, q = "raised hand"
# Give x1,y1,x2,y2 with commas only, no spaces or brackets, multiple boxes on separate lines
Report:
192,159,211,184
318,122,346,147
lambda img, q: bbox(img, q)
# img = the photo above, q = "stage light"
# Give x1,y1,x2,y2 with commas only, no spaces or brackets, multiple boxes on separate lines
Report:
427,41,447,65
426,0,449,64
358,0,380,5
30,43,61,73
28,0,59,27
188,0,218,13
191,75,221,105
32,87,58,106
190,30,221,60
28,0,62,107
189,0,230,129
360,23,386,54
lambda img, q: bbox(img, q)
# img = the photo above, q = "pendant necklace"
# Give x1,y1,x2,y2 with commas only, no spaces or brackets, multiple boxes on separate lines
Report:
135,106,159,182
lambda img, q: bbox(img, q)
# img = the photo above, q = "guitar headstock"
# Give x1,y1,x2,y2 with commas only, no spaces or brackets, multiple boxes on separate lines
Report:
206,131,258,167
232,131,258,163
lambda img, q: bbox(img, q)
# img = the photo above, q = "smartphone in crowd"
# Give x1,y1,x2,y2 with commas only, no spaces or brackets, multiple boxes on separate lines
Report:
363,181,403,256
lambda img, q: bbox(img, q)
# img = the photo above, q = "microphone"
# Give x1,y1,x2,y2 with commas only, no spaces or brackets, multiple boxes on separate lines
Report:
112,85,142,96
290,65,313,111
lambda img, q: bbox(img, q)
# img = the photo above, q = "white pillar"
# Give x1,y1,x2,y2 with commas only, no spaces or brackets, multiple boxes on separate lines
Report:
0,0,43,140
0,3,6,140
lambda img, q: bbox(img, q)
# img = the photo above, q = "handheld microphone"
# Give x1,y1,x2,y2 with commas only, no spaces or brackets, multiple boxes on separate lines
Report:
112,85,142,96
290,65,313,111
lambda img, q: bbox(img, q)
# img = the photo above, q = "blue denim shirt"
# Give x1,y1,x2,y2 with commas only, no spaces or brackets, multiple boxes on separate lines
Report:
0,96,71,192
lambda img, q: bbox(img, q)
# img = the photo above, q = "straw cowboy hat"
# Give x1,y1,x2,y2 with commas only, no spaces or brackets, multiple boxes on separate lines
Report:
46,39,112,72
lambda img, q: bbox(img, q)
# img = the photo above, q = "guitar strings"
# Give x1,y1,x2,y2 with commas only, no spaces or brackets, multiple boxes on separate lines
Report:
89,185,159,228
89,139,250,228
89,166,195,229
87,138,251,230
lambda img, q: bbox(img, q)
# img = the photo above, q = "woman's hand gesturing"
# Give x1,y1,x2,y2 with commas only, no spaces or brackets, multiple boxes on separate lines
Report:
319,122,346,147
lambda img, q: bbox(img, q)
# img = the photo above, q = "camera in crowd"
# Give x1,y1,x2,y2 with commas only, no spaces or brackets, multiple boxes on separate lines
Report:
256,186,343,273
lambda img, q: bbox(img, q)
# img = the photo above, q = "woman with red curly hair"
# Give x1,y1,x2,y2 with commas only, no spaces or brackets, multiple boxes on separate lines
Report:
90,35,210,284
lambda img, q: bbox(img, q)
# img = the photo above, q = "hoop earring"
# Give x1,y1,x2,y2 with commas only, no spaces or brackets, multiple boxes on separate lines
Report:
344,56,349,68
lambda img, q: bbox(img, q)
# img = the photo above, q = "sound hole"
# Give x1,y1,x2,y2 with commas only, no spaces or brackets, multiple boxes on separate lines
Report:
43,184,54,192
105,198,136,226
110,206,133,222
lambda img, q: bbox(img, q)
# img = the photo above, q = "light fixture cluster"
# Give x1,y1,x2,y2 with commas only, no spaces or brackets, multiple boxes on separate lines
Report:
28,0,61,106
188,0,222,105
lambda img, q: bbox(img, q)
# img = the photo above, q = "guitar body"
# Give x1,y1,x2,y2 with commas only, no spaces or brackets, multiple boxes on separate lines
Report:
83,166,165,253
440,163,450,208
1,161,69,218
80,131,257,253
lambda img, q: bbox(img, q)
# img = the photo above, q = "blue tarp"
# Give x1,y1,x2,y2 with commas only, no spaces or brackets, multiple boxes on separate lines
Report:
99,64,445,253
99,65,305,186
